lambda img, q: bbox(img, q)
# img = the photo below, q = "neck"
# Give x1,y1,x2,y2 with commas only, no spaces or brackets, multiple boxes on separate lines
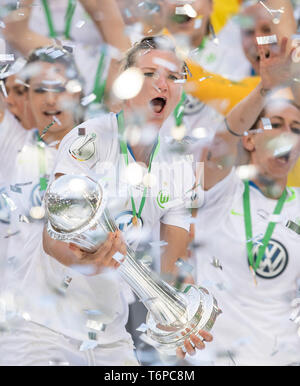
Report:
192,33,205,48
38,126,71,149
122,109,160,165
130,143,155,166
251,176,288,199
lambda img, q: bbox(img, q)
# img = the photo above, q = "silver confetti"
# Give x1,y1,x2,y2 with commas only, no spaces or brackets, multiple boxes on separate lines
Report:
211,257,223,270
256,35,277,45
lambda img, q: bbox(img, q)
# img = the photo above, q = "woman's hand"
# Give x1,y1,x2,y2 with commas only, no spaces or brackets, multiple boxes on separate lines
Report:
68,229,127,275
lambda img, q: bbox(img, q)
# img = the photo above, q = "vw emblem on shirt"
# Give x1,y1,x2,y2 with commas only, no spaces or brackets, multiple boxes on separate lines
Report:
183,94,205,116
115,210,143,246
251,238,289,279
30,183,45,207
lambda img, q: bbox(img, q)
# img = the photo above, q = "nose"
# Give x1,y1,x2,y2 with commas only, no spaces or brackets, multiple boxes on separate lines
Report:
155,73,168,93
44,90,57,106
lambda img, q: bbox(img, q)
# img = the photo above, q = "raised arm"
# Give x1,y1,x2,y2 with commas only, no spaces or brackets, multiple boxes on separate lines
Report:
3,0,52,56
203,36,294,191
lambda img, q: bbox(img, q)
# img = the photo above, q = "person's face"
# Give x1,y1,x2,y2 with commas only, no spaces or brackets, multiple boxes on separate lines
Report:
243,102,300,180
125,49,184,128
4,74,35,130
27,61,81,137
5,75,26,121
240,2,296,74
165,0,212,42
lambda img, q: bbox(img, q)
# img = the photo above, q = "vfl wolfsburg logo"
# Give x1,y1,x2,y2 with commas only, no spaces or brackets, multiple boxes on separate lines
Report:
251,238,289,279
156,190,170,209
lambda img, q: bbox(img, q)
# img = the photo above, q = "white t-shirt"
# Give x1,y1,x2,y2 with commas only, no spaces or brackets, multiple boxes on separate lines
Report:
0,111,132,344
189,170,300,366
53,112,194,239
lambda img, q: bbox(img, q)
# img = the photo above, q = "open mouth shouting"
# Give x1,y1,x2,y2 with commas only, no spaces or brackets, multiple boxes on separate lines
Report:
150,97,167,114
43,110,62,117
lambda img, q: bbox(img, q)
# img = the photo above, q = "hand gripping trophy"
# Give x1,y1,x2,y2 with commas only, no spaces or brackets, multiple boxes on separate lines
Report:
45,174,221,354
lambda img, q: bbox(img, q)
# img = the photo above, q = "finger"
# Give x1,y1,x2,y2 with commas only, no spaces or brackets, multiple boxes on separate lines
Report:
257,44,267,63
280,36,288,57
190,333,205,350
184,339,196,356
114,230,127,255
68,243,85,260
176,347,186,360
94,232,115,258
197,329,213,342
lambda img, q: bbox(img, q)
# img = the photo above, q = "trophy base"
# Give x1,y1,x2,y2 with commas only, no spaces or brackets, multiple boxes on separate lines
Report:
146,285,221,355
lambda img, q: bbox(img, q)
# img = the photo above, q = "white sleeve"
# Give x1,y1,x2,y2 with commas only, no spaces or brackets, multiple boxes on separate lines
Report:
52,114,118,180
160,159,195,232
160,204,191,232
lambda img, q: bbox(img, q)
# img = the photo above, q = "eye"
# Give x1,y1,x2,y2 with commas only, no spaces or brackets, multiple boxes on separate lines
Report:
291,127,300,135
53,86,66,93
34,87,46,94
144,72,155,78
168,74,179,81
271,122,282,129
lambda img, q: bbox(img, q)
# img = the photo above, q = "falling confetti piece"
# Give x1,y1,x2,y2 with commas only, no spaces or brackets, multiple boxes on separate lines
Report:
211,257,223,270
113,67,144,100
286,220,300,235
256,35,277,45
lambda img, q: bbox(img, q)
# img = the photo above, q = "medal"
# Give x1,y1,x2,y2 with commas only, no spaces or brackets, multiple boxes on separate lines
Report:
243,181,287,285
132,215,139,227
249,265,257,286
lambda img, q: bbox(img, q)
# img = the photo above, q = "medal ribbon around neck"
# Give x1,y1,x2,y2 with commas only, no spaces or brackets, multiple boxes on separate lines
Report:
243,180,287,272
41,0,107,104
117,111,160,225
173,37,209,128
41,0,77,40
36,131,48,191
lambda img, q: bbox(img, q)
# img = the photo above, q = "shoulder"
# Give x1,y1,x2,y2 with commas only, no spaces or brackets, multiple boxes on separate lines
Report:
60,113,118,148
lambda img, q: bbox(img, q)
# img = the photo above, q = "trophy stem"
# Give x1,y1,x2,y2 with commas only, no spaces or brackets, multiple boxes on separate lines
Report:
101,210,188,328
119,249,188,327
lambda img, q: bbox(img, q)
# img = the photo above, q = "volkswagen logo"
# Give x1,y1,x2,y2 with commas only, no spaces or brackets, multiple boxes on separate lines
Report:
251,238,289,279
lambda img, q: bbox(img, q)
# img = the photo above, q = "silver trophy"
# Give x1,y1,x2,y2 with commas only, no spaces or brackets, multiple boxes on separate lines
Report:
45,174,221,354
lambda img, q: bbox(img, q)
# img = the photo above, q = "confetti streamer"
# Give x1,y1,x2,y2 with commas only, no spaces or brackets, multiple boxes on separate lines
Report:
0,54,14,62
261,118,273,131
10,184,22,193
136,323,149,332
286,220,300,235
81,93,97,106
211,257,223,270
256,35,277,45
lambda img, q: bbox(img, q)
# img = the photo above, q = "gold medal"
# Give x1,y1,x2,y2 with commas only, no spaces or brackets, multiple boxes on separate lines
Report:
132,215,139,227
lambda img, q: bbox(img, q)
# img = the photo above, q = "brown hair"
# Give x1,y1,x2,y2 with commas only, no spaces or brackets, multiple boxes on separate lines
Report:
123,35,189,77
250,98,300,131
